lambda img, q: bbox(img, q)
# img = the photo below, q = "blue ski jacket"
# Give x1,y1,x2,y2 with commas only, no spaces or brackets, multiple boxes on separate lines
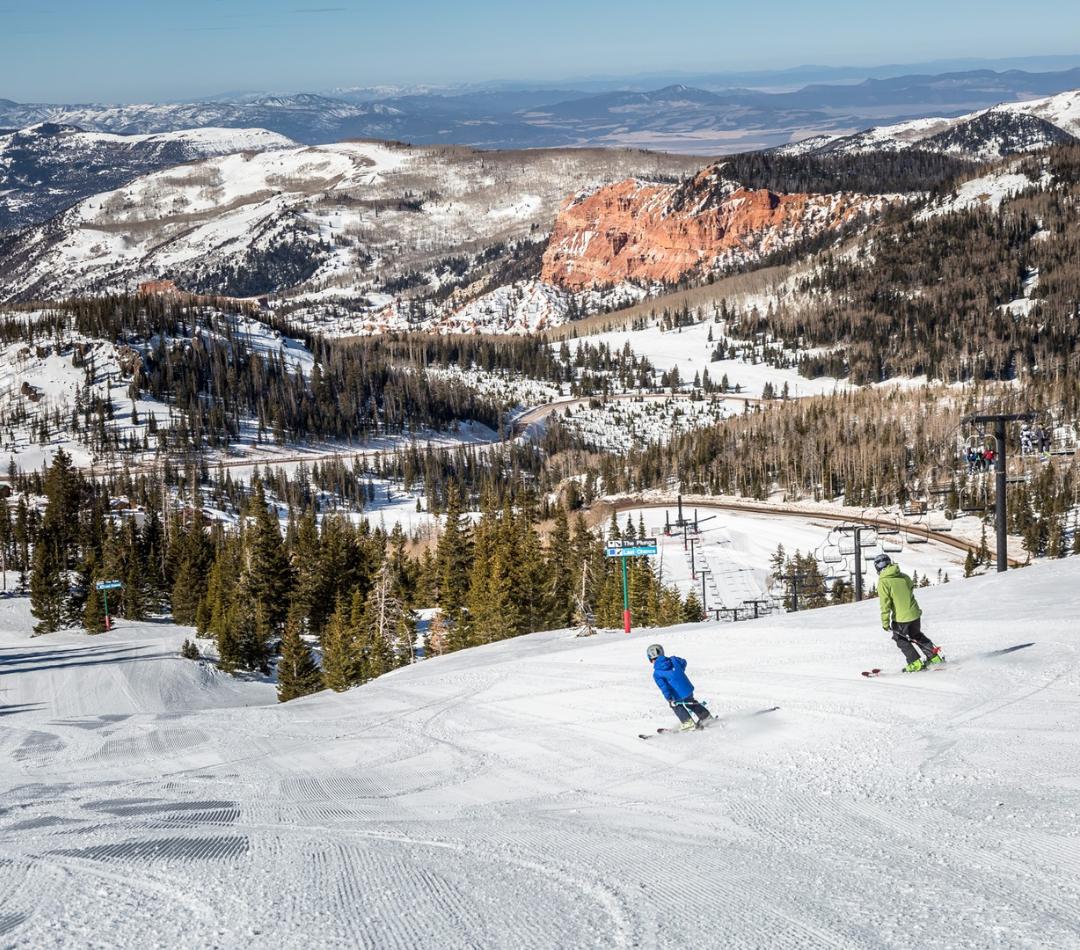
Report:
652,655,694,702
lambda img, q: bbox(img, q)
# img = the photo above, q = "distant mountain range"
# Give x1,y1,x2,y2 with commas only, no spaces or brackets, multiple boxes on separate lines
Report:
3,67,1080,154
781,89,1080,159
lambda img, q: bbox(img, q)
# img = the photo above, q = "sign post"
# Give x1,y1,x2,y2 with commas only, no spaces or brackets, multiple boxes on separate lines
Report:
604,538,658,633
95,579,122,630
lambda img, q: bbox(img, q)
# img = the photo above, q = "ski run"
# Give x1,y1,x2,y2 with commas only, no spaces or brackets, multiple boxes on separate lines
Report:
2,554,1079,949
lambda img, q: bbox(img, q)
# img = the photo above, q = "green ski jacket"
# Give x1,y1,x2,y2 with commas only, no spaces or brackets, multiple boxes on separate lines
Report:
877,563,922,628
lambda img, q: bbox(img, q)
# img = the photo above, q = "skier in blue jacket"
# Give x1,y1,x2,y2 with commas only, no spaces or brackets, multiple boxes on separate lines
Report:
647,643,712,731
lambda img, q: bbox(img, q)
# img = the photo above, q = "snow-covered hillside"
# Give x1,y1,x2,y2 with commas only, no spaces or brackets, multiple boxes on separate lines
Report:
781,87,1080,160
1,547,1076,948
0,141,706,309
0,308,320,473
0,123,297,232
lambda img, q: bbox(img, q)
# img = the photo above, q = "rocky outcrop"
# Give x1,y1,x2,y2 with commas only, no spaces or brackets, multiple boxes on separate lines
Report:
541,166,892,290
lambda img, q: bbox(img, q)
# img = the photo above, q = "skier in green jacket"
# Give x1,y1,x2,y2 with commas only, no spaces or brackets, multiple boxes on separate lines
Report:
874,553,944,672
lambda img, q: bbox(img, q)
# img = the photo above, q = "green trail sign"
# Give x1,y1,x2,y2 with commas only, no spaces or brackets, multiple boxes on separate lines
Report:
605,539,658,632
94,579,122,630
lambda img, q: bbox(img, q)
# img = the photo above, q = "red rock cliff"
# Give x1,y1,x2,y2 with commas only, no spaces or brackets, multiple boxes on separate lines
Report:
541,166,889,290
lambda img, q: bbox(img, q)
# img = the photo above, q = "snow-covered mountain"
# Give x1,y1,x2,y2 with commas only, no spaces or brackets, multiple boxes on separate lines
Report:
0,141,707,307
783,88,1080,160
0,536,1076,947
0,123,297,232
0,94,389,146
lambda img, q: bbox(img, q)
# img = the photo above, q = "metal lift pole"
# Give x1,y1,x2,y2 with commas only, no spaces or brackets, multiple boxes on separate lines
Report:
963,411,1034,572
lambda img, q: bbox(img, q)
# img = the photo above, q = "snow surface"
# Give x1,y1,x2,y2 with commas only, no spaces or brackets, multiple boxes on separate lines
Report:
585,317,845,399
2,532,1076,948
5,124,300,156
916,164,1045,221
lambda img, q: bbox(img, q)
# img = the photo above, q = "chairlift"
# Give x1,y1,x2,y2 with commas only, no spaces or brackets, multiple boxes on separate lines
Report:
821,545,843,565
927,512,953,533
905,523,930,544
880,534,903,553
964,419,989,448
902,498,928,517
876,515,901,537
1051,423,1077,456
958,482,990,513
838,536,856,556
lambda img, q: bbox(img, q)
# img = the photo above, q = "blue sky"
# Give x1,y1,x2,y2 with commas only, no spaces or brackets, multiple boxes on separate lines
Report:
2,0,1079,102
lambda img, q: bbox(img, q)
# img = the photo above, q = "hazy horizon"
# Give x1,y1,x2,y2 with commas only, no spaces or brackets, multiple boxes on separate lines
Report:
2,0,1080,103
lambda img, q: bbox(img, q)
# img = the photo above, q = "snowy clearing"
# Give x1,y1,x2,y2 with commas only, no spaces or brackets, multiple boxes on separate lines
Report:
1,545,1077,948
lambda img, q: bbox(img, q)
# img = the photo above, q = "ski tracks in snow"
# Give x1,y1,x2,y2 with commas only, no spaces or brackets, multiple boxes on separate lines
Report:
3,594,1080,947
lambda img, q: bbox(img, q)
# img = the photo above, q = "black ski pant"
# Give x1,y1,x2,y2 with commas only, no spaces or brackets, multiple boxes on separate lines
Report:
891,618,937,664
671,696,711,724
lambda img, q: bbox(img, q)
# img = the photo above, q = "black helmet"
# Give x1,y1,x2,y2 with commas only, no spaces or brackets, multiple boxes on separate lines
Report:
873,553,892,573
646,643,664,661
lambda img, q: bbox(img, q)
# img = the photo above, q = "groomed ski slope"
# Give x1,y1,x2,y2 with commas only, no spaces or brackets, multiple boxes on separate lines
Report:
1,559,1079,949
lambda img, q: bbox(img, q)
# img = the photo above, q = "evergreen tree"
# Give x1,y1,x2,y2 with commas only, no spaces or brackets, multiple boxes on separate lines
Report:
435,485,472,650
121,520,149,621
657,585,684,626
83,575,107,634
682,587,704,623
464,504,508,645
321,598,359,692
277,613,323,702
596,565,625,629
171,520,214,625
29,525,66,635
205,538,242,670
217,601,243,675
978,524,992,566
963,549,978,578
315,514,357,631
41,449,81,570
289,506,322,628
509,500,545,634
241,481,293,635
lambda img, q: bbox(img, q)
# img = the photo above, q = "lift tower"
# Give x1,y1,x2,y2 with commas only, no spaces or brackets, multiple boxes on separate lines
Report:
962,411,1034,572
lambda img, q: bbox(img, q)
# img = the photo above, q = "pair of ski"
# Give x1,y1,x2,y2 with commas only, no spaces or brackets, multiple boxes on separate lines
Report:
639,705,780,740
861,642,1034,678
862,663,944,678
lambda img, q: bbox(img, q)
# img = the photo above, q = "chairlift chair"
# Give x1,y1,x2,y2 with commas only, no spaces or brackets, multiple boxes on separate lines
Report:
821,545,843,564
958,483,990,513
905,523,930,544
927,512,953,533
1051,424,1077,456
880,535,903,553
875,515,901,537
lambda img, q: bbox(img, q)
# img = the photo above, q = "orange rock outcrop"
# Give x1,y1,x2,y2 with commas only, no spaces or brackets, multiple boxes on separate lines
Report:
541,166,890,290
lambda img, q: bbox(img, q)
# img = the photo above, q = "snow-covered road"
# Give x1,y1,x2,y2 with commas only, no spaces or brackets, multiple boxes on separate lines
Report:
1,559,1078,949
